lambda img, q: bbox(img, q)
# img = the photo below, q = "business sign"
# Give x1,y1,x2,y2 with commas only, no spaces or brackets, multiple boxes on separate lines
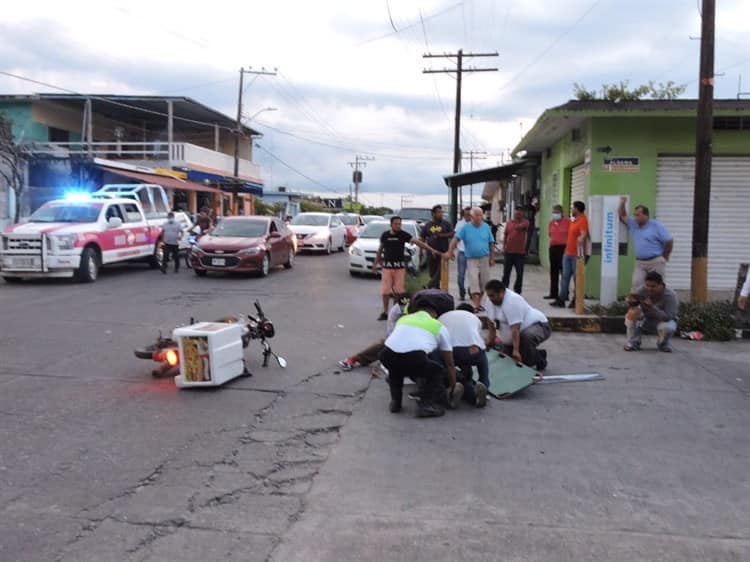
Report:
324,198,343,209
603,157,640,173
600,195,621,305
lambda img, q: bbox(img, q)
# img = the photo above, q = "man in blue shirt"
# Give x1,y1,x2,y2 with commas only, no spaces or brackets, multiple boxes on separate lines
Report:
446,207,496,313
619,197,673,290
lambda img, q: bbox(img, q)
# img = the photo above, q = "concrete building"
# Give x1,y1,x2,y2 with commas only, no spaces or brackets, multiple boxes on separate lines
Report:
0,94,265,228
510,99,750,297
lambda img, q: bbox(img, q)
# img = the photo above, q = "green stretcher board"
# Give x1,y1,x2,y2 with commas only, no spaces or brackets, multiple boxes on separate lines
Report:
487,351,540,399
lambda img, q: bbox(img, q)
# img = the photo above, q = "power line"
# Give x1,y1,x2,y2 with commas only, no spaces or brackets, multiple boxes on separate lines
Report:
356,2,463,46
254,143,345,195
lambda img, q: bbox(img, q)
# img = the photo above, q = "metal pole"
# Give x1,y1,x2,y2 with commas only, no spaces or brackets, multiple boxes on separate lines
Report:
690,0,715,304
167,100,174,168
233,68,244,179
451,49,463,227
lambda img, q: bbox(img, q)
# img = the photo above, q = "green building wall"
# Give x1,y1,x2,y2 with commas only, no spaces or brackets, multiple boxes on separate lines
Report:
538,115,750,299
0,102,49,143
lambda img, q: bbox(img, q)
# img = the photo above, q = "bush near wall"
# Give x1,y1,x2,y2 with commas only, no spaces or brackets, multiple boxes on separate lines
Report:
591,299,736,341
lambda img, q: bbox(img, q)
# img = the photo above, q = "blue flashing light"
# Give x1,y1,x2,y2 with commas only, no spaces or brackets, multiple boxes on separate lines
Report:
64,191,92,202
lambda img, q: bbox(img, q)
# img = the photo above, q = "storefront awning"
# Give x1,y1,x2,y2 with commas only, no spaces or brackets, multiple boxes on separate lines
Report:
443,160,532,188
98,166,222,194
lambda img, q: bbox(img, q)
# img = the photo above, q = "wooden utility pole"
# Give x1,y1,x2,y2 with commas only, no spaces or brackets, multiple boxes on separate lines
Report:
234,67,277,179
348,154,375,205
423,51,498,226
691,0,715,304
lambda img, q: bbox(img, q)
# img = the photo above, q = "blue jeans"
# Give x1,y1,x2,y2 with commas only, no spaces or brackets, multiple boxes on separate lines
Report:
452,346,490,389
457,251,467,298
559,254,576,303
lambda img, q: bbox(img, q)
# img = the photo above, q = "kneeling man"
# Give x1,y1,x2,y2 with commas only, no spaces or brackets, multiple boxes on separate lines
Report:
379,303,457,418
483,280,551,370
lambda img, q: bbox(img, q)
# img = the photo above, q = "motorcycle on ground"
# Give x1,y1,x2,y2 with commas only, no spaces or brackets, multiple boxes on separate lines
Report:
134,300,286,378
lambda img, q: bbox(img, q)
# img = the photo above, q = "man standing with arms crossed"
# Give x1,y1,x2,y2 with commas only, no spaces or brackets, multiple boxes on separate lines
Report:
545,204,569,300
502,207,530,294
552,201,588,308
421,205,453,289
445,207,496,313
373,216,440,321
619,197,673,290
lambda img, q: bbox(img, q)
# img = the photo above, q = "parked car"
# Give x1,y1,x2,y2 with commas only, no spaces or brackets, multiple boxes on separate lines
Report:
362,214,385,224
394,207,433,227
190,216,296,277
336,213,365,245
348,220,422,276
288,213,347,254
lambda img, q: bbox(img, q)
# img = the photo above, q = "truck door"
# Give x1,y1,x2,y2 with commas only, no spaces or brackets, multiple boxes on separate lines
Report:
121,202,153,258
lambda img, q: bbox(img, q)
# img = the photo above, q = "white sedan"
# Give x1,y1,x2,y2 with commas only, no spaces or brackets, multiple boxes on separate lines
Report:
288,212,347,254
348,220,422,276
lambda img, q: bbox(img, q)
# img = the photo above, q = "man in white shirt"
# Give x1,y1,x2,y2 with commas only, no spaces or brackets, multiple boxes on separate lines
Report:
439,303,490,408
380,303,457,418
483,279,551,370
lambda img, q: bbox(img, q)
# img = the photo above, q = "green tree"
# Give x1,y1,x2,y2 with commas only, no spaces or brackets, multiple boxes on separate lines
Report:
573,80,686,102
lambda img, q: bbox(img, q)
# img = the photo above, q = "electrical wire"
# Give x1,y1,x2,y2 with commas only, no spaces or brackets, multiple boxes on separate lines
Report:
254,143,345,195
356,2,463,46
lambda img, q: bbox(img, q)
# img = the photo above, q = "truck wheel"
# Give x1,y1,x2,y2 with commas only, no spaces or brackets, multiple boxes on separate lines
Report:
283,249,294,269
149,242,163,269
77,247,100,283
2,276,22,284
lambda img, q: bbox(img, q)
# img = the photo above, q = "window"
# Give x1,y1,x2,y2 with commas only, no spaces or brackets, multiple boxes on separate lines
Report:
137,189,154,216
330,217,341,227
105,205,124,222
269,221,278,233
122,203,143,222
150,187,169,214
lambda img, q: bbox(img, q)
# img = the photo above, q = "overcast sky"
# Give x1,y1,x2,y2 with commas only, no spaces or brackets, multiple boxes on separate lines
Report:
1,0,748,209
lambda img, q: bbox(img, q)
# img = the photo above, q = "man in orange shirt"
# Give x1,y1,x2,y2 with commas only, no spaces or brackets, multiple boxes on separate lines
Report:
551,201,588,308
502,207,530,294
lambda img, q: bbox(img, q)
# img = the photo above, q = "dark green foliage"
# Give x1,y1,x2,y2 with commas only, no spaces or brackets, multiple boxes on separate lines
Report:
677,300,736,341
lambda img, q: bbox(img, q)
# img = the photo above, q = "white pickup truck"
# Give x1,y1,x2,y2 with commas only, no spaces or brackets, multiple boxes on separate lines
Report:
1,184,189,283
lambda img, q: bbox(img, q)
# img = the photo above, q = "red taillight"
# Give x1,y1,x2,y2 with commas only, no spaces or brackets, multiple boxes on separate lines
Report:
165,349,179,367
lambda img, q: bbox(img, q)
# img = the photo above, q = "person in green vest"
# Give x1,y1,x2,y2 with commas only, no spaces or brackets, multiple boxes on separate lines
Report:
379,303,457,418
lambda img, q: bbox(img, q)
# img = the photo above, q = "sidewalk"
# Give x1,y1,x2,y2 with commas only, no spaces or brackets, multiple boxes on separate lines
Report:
272,328,750,561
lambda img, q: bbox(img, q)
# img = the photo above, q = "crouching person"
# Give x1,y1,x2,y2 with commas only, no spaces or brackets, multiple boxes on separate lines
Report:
624,271,678,352
379,303,457,418
483,280,551,370
439,303,490,408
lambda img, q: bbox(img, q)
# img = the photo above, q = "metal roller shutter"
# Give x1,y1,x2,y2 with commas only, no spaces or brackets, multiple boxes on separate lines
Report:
570,164,585,207
655,156,750,290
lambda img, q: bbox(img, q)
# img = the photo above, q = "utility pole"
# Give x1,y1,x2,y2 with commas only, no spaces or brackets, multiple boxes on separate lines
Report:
691,0,715,304
462,150,487,207
348,154,375,205
423,50,498,225
234,66,277,179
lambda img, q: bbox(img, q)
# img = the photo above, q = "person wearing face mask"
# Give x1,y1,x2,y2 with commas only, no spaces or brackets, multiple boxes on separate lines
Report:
161,212,183,274
546,204,570,300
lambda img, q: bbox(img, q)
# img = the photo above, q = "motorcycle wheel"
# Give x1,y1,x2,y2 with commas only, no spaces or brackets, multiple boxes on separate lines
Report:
185,248,193,269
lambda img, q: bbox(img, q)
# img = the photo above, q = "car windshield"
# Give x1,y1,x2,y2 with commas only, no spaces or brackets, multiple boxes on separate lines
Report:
337,215,359,225
29,202,102,223
211,219,267,238
291,214,329,226
358,222,391,239
362,215,382,224
398,209,432,221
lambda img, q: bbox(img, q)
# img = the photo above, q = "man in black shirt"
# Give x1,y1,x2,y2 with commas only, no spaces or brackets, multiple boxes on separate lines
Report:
374,216,441,321
421,205,454,289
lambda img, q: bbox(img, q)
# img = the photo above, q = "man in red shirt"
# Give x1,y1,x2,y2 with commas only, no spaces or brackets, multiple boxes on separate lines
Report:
502,207,530,294
552,200,588,308
545,204,570,300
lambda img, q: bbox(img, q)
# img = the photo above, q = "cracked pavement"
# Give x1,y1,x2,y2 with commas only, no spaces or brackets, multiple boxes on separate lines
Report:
0,253,376,561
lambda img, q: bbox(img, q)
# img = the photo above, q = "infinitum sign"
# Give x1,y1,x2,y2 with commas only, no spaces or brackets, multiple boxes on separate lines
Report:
600,195,622,305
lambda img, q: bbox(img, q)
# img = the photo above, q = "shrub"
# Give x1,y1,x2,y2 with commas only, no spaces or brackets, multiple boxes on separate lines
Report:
677,300,735,341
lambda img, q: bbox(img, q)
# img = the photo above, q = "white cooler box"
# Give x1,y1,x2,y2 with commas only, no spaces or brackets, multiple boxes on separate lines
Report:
173,322,244,388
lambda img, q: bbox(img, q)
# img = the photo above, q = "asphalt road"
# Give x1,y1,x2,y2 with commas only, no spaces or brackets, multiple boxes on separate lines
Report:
0,250,384,562
3,252,750,561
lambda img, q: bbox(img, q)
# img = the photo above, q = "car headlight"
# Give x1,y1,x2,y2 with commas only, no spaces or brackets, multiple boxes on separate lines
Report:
238,246,262,255
349,245,363,256
51,234,76,251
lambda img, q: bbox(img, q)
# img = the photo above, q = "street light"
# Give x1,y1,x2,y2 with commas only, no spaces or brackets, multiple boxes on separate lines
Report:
245,107,277,122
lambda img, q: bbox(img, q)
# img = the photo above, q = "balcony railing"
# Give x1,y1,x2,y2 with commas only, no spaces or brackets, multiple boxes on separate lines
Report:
23,141,261,181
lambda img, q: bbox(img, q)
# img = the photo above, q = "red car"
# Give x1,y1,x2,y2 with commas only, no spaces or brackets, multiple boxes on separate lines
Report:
337,213,365,245
191,216,296,277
